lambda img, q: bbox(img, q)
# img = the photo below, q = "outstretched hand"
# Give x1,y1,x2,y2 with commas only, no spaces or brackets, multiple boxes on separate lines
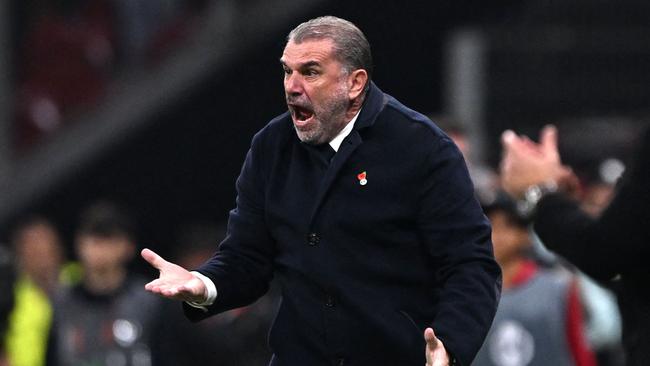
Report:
141,248,207,303
425,327,450,366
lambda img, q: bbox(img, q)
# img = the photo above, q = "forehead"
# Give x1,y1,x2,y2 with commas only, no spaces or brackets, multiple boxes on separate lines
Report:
281,39,337,66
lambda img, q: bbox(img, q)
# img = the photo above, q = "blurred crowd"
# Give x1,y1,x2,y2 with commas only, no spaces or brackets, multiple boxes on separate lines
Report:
11,0,211,153
0,201,279,366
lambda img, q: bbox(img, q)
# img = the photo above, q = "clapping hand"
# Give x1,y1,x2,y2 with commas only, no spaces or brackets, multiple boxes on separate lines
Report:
500,125,577,198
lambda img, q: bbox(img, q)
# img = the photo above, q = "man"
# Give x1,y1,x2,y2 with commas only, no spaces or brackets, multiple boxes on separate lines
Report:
48,201,163,366
5,217,63,366
500,125,650,365
143,16,501,366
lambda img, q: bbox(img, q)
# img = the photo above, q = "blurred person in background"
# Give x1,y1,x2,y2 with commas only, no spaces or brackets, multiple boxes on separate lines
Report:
433,115,499,201
156,221,278,366
142,15,501,366
474,191,596,366
4,217,64,366
500,125,650,365
522,156,625,366
46,201,163,366
0,245,16,366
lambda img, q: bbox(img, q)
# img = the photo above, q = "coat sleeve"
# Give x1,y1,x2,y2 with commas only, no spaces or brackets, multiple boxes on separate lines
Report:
534,128,650,281
184,132,276,321
417,136,502,366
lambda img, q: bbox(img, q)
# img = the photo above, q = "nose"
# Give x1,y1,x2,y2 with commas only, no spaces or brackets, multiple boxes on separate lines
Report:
284,73,303,97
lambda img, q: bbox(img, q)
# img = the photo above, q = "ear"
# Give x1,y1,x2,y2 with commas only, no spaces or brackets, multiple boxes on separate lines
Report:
347,69,368,100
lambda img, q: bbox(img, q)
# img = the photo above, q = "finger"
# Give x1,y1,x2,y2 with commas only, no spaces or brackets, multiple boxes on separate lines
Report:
144,278,168,291
141,248,168,270
500,130,517,148
502,130,540,156
424,327,439,365
424,327,438,348
540,124,558,154
145,282,183,299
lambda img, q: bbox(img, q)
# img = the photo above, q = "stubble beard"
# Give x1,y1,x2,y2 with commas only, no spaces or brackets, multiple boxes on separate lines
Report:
293,84,350,145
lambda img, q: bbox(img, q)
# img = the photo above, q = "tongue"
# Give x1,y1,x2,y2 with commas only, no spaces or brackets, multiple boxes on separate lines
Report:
296,106,313,121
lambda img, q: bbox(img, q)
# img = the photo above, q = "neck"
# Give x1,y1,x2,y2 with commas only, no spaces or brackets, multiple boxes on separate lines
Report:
345,91,365,121
500,257,526,290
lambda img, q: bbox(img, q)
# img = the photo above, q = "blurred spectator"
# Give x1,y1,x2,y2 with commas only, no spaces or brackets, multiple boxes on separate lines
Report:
0,245,16,366
501,134,626,365
156,221,278,366
500,125,650,365
473,192,596,366
46,201,163,366
432,115,498,201
579,158,623,218
5,217,64,366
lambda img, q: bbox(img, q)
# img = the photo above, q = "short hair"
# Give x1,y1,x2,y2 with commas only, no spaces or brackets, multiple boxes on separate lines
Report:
77,201,135,241
288,16,373,81
481,191,531,228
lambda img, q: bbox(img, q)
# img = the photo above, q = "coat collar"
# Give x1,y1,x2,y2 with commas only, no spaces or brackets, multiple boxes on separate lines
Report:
354,81,386,131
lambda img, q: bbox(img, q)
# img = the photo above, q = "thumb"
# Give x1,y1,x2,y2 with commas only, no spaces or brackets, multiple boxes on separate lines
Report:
500,129,517,149
540,125,558,154
424,327,439,348
141,248,168,271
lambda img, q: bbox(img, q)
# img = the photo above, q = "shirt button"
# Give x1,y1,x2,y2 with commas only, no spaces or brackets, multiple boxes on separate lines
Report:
307,232,320,246
325,295,335,307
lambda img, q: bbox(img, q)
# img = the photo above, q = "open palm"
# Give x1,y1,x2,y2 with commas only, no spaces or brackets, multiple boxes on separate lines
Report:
141,248,207,303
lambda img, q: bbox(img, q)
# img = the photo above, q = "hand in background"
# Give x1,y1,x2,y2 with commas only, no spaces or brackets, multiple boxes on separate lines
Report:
500,125,576,198
425,327,450,366
141,248,207,303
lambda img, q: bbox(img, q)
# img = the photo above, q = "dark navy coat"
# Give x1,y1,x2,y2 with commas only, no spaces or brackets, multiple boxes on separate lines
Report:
184,82,501,366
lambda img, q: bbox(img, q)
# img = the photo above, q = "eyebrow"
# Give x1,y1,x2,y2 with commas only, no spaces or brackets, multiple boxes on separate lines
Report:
279,59,322,69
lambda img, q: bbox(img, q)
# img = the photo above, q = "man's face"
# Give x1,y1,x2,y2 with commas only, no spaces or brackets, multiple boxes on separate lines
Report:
77,234,133,273
281,39,352,145
488,210,529,265
16,223,62,281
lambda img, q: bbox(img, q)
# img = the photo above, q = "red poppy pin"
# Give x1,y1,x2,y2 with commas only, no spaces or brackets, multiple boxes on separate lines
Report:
357,171,368,186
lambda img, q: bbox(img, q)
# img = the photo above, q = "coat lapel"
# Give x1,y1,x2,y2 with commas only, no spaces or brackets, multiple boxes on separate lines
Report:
308,130,363,226
307,82,387,227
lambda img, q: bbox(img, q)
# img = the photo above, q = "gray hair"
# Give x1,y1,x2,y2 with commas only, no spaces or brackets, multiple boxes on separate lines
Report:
287,16,373,81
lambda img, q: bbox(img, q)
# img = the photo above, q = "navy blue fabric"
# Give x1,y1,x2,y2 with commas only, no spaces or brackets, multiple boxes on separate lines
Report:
184,82,501,366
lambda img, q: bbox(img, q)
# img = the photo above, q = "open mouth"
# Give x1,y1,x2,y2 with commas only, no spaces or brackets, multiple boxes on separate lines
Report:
290,105,314,127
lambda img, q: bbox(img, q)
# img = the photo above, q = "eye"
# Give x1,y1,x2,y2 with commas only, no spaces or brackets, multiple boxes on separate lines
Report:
304,69,319,77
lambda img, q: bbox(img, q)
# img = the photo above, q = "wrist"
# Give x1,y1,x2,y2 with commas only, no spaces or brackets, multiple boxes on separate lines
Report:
516,180,558,218
189,271,217,305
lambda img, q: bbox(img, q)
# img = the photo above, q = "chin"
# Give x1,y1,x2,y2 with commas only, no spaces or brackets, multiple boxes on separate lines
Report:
297,134,321,145
295,128,322,145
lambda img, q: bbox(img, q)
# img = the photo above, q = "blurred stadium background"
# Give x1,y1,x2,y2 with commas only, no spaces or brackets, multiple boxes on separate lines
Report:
1,0,649,264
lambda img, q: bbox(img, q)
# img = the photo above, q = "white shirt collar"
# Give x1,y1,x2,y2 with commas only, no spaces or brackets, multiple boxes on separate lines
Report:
329,109,361,152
